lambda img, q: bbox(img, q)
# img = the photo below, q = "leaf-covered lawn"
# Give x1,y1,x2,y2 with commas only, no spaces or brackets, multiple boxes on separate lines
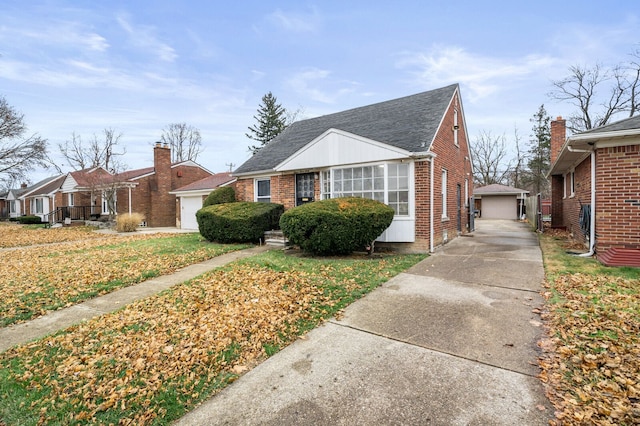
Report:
0,250,425,425
0,223,108,248
538,231,640,425
0,233,246,327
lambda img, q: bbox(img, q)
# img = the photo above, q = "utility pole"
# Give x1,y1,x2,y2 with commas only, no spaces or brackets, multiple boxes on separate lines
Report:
225,163,235,172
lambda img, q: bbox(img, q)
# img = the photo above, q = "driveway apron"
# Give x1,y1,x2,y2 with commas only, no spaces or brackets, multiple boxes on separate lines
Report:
177,220,553,425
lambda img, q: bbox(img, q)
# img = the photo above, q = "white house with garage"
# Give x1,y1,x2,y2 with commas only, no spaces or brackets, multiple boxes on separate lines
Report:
473,184,528,220
170,172,236,230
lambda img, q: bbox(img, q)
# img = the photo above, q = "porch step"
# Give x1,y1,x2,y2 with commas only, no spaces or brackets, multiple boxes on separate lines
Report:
264,230,289,247
598,248,640,267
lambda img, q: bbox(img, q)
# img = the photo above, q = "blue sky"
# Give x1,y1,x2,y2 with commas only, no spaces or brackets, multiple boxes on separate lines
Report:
2,1,638,182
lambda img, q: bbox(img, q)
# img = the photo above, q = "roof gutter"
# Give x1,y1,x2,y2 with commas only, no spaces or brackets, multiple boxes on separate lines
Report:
567,146,596,257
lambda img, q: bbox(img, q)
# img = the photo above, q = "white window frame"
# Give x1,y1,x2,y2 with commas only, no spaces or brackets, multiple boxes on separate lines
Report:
441,169,448,219
255,178,271,203
68,192,75,206
9,200,16,214
453,109,459,146
570,170,575,198
321,162,412,217
32,197,44,214
464,178,469,207
563,174,567,199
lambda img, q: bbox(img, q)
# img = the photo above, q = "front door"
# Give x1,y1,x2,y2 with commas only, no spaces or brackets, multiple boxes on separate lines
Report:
296,173,315,206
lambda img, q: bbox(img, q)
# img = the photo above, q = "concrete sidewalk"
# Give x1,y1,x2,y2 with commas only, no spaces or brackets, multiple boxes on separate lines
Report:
177,220,553,425
0,245,270,353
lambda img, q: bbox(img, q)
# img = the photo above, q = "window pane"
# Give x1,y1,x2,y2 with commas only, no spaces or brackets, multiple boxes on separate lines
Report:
354,179,362,191
374,166,384,177
388,164,397,177
388,179,397,190
257,180,270,197
343,169,352,180
389,192,398,203
363,167,372,179
374,192,385,203
353,167,362,179
374,177,384,190
399,191,409,203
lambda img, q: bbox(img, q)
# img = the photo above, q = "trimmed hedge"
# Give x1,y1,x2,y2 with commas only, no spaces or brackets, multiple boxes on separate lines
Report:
203,186,236,207
17,215,42,224
279,197,395,255
197,202,284,243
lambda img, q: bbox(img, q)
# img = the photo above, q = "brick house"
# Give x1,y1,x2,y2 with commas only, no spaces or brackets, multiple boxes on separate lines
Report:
170,172,237,230
18,175,66,221
233,84,474,252
58,143,213,227
549,115,640,266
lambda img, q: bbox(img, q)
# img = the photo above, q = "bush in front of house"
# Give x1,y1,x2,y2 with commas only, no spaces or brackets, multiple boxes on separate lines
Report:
203,186,236,207
279,197,395,255
197,202,284,243
17,215,42,224
116,213,145,232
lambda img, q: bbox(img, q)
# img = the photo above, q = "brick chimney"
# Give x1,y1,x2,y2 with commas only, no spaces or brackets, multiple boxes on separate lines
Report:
550,116,566,166
150,142,174,226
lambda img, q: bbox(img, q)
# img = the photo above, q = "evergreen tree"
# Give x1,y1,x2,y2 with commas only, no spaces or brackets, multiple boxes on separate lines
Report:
524,104,551,196
246,92,288,154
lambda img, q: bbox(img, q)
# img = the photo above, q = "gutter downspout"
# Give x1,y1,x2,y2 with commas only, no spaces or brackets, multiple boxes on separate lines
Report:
429,156,434,253
567,146,596,257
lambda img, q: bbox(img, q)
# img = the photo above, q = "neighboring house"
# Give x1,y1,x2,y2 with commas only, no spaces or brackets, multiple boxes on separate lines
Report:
233,84,474,252
4,185,28,218
57,143,214,227
18,175,66,221
0,189,7,219
549,115,640,266
474,184,529,220
170,172,237,230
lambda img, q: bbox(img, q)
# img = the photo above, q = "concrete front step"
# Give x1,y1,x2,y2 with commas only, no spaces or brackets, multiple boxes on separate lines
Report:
264,230,289,247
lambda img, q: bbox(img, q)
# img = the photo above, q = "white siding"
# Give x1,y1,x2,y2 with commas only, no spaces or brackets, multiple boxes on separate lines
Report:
277,129,411,172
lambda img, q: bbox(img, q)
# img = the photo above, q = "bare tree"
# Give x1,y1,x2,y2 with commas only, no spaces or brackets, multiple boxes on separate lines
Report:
470,130,512,186
549,52,640,132
59,128,125,173
508,126,525,189
0,96,49,187
159,123,202,163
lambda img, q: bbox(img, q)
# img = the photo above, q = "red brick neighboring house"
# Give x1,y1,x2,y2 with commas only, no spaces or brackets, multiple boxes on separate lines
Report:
233,84,474,252
170,172,237,230
58,143,213,227
549,115,640,266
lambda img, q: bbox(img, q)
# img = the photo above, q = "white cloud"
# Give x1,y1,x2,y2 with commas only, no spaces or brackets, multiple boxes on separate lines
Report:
116,14,177,62
267,7,322,33
396,45,557,103
287,68,359,104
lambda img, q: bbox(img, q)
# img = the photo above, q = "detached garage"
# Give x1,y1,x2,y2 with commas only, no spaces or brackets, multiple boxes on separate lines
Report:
474,184,528,220
170,173,236,230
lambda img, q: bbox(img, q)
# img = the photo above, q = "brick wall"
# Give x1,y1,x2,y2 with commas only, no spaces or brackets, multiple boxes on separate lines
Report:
550,117,567,228
550,117,566,165
428,93,473,247
595,145,640,252
559,156,591,246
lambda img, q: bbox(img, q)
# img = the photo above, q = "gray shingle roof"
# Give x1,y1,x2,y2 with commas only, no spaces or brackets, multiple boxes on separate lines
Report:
580,114,640,134
235,84,458,175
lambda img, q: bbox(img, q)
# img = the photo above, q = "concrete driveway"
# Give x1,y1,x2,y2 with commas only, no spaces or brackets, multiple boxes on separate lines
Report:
177,220,553,425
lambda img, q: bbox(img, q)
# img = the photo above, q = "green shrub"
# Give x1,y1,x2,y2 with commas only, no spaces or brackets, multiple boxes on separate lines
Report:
116,212,145,232
197,202,284,243
17,215,42,224
203,186,236,207
279,197,395,255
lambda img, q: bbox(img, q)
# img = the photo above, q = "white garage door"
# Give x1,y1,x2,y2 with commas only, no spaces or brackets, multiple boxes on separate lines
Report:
180,196,203,230
481,195,517,220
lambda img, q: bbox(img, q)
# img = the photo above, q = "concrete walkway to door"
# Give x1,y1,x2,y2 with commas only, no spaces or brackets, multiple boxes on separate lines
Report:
177,220,553,425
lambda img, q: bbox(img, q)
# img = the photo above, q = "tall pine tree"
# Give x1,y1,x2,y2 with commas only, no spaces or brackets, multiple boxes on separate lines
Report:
525,104,551,196
246,92,288,154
